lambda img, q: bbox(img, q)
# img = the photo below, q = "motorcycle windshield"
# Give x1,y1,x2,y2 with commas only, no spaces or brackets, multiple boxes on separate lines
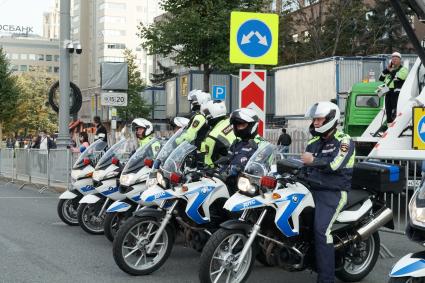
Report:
161,141,196,177
95,138,137,170
155,128,187,166
73,139,107,169
244,142,276,178
122,138,162,174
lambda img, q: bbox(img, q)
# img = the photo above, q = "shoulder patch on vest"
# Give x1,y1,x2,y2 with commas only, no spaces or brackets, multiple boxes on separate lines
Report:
192,120,200,128
222,124,233,135
340,142,349,152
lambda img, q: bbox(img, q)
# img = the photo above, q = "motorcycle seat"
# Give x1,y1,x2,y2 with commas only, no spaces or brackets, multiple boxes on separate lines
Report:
343,189,371,209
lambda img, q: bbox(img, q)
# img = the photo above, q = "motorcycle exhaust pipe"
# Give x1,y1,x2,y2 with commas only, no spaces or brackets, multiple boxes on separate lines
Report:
334,207,393,250
357,207,393,241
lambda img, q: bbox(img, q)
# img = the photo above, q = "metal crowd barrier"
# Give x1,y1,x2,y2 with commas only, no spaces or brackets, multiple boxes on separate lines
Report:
0,148,73,193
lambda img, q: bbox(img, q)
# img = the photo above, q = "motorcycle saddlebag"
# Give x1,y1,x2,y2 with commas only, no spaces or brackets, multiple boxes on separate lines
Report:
352,161,405,194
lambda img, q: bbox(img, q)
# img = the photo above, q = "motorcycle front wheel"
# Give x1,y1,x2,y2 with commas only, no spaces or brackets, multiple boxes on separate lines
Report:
77,201,106,235
104,211,131,242
57,198,79,226
336,232,380,282
199,228,255,283
112,216,174,275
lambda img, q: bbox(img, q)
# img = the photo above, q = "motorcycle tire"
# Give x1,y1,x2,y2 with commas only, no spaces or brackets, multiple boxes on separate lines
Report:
48,80,82,115
104,211,131,242
57,198,80,226
199,228,255,283
77,202,105,235
336,232,380,282
112,216,175,275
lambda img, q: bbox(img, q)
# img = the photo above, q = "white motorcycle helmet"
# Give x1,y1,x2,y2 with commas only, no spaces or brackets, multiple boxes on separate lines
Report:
201,100,227,120
172,117,190,129
188,89,211,111
305,101,340,136
132,118,153,139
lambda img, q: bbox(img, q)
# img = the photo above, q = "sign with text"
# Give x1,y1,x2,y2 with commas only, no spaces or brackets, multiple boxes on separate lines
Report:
239,69,266,136
101,92,128,107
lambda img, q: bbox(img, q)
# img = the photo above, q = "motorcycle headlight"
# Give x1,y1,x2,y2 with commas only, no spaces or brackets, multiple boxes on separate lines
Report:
120,174,134,187
156,171,166,188
104,170,119,179
238,177,257,195
146,175,158,188
92,170,102,181
410,189,425,225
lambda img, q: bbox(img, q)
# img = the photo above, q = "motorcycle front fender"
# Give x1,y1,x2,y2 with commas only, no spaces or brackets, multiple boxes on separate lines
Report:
79,194,102,204
59,189,81,200
390,251,425,278
220,219,252,234
133,207,165,221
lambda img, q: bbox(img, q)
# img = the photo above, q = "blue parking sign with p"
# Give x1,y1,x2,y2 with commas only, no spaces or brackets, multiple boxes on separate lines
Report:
212,85,226,101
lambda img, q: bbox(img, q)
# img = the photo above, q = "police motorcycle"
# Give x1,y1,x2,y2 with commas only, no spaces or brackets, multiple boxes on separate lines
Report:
104,137,163,242
199,142,400,283
388,164,425,283
112,140,233,275
57,139,107,226
77,138,137,234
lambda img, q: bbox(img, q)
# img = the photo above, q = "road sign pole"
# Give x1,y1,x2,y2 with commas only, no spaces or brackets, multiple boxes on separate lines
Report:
56,0,71,148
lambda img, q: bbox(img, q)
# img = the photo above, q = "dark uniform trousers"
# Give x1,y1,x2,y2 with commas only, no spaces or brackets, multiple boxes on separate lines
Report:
305,131,355,283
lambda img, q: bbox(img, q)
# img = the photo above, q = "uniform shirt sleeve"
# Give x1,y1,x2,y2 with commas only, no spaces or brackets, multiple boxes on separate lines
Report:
326,137,355,172
176,114,206,144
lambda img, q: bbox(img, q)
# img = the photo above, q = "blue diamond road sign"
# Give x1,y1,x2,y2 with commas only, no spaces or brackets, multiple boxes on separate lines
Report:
212,85,226,101
237,19,272,58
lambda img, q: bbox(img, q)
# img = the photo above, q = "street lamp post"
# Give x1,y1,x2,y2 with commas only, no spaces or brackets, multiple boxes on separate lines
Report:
56,0,71,148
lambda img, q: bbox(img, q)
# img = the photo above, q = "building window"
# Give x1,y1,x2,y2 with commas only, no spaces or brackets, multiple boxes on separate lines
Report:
11,53,19,60
99,16,125,24
19,65,27,71
28,54,36,60
99,56,125,63
10,65,18,71
102,29,126,37
54,66,59,73
99,2,126,10
106,43,126,49
72,27,79,34
136,46,142,51
47,66,53,72
54,55,59,62
46,55,53,61
20,54,28,60
38,54,44,61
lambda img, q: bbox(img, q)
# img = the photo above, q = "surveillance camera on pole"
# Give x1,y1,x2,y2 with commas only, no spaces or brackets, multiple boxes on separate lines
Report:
65,41,74,53
75,42,82,54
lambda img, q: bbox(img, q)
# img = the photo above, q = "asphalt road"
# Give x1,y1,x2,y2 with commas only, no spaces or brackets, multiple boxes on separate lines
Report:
0,179,419,283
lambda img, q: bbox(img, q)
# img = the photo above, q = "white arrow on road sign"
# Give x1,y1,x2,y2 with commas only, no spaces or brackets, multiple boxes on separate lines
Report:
254,31,268,46
421,122,425,133
241,31,268,46
241,31,255,44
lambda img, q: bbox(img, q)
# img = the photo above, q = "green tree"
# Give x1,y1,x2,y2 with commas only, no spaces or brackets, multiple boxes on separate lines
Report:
0,48,19,144
117,49,150,123
10,71,58,136
138,0,266,91
150,62,176,86
365,0,414,54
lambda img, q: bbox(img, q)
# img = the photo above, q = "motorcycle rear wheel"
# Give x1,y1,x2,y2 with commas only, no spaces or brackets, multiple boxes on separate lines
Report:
336,232,380,282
